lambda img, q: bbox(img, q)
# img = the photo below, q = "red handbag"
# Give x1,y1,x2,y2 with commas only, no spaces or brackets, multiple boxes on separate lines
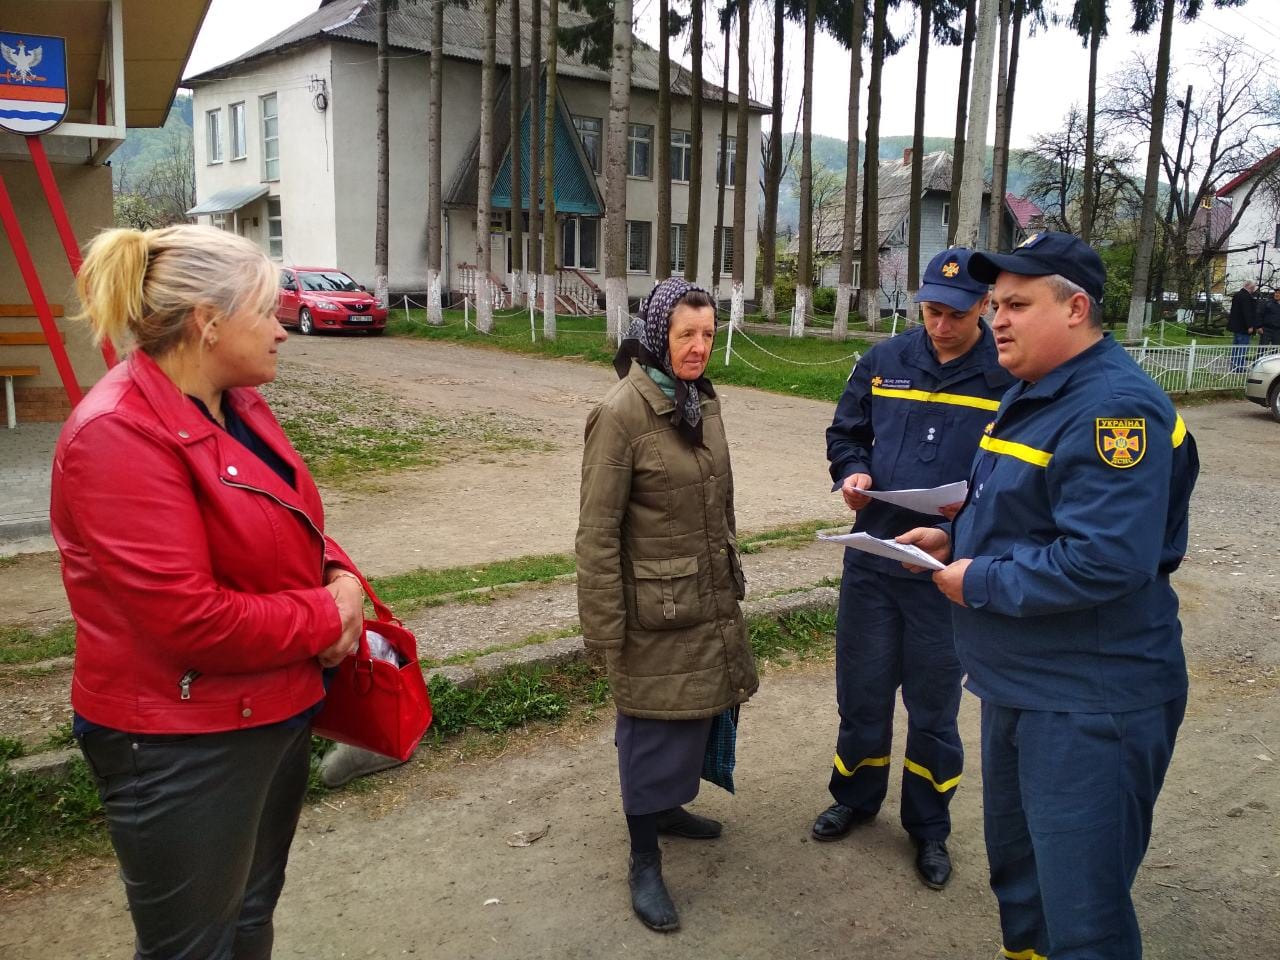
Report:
312,569,433,762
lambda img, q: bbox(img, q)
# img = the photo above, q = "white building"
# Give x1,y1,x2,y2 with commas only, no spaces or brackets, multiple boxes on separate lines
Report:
184,0,765,307
1216,147,1280,291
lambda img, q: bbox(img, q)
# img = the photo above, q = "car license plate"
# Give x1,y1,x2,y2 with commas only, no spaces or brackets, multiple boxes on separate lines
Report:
346,315,372,323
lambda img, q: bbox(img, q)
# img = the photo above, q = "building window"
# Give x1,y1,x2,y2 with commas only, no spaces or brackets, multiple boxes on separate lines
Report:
261,93,280,181
228,102,247,160
716,135,737,187
563,216,599,271
627,220,652,273
206,109,222,164
719,226,734,276
211,212,227,230
573,116,602,175
671,130,692,183
267,196,283,259
627,124,652,179
669,224,687,276
942,201,950,227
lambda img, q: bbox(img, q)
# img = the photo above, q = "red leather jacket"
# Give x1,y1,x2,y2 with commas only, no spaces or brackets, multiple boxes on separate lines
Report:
52,351,352,733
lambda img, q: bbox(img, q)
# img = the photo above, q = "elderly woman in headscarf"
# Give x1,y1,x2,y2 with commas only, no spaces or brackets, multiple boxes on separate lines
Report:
575,277,759,933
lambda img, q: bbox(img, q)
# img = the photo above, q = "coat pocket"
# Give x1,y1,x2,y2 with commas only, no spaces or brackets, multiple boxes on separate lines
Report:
727,542,747,601
631,555,703,630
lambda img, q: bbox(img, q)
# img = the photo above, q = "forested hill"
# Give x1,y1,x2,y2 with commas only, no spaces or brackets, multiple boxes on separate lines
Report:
771,132,1038,232
111,93,193,186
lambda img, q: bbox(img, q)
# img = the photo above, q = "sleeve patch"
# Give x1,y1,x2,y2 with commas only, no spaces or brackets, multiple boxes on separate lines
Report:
1096,418,1146,468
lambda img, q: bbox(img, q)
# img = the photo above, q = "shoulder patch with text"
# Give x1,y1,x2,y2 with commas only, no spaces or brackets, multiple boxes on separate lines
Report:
1096,418,1146,469
876,377,913,390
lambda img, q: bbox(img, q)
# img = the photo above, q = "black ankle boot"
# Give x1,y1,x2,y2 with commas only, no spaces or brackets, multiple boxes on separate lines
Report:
628,850,680,932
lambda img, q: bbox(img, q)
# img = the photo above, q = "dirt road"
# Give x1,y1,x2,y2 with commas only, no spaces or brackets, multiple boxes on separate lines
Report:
2,338,1279,957
1,661,1275,959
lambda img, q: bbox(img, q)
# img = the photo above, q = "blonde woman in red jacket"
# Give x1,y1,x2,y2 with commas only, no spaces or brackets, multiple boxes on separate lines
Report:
52,225,364,959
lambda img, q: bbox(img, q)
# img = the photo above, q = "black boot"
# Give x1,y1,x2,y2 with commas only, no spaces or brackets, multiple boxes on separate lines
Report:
914,838,952,890
656,806,722,839
628,850,680,932
811,802,873,841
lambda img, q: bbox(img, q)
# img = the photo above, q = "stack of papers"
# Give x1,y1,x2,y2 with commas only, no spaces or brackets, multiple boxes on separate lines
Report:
851,480,968,516
817,531,946,571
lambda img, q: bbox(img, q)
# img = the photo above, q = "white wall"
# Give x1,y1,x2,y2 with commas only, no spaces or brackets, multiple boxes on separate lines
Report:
191,44,338,270
1224,183,1279,290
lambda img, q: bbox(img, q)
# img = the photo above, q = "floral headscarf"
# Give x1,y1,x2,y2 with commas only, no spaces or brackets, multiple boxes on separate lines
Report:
613,277,717,447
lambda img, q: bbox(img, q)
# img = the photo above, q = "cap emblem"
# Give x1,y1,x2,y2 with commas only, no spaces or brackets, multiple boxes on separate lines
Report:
941,261,960,278
1017,232,1042,249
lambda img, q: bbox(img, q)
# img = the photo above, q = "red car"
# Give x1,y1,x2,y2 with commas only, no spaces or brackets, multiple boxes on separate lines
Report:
277,267,388,335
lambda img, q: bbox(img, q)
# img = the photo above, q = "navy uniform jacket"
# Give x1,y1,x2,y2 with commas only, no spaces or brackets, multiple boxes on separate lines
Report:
952,335,1200,713
827,324,1015,579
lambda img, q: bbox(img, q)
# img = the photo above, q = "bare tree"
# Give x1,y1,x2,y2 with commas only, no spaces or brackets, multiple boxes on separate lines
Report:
947,0,975,245
604,0,634,344
542,0,560,338
760,0,786,319
375,1,391,310
1070,0,1108,244
858,0,889,329
510,0,525,306
476,0,497,332
834,0,867,339
427,0,445,324
685,0,705,282
795,0,817,333
731,0,750,326
657,0,674,279
528,0,543,288
1024,106,1139,236
712,9,731,294
953,0,996,246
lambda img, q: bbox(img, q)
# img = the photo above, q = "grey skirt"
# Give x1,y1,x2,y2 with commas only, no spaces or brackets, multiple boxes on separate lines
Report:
615,711,713,816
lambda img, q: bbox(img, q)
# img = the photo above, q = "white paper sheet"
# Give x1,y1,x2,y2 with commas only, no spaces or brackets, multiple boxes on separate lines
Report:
850,480,968,517
817,531,946,571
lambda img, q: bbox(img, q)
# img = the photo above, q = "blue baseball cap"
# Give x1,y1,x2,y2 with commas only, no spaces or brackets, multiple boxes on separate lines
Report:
968,231,1106,301
915,247,990,312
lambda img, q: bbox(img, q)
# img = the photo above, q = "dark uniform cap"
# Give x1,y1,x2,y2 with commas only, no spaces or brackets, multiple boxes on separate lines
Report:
914,247,990,312
968,231,1106,302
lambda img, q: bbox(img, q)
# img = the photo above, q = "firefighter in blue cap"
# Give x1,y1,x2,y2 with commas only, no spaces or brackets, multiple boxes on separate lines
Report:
813,248,1014,889
899,231,1200,958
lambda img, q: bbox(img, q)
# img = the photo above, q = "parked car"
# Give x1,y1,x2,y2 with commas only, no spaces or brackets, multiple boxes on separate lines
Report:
1245,351,1280,421
277,267,387,335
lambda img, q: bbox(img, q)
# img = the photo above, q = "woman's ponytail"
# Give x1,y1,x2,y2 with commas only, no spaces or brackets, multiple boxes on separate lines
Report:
74,228,149,347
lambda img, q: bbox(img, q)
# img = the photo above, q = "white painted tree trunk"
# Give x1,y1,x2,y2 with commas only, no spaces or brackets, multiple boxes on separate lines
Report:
541,273,557,341
606,276,629,344
730,282,744,331
426,269,443,325
954,0,997,249
762,286,775,322
860,288,881,332
833,283,852,340
375,275,390,321
476,274,494,332
793,285,810,338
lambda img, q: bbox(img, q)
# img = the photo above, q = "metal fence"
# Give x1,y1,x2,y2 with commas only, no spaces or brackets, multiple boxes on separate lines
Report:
1123,342,1275,393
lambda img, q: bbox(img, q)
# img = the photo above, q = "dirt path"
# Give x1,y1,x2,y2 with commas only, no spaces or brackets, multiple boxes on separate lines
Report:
1,663,1275,959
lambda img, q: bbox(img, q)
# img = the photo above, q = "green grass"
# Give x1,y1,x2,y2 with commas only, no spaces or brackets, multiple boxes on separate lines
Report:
369,553,576,612
390,309,870,404
0,623,76,665
0,604,837,888
0,737,23,762
738,519,848,555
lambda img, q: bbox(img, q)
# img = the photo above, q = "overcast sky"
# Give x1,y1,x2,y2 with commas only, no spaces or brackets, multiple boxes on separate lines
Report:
184,0,1279,150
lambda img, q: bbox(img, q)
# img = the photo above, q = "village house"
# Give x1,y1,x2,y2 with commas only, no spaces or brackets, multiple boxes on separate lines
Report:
800,149,1027,312
184,0,766,310
1215,147,1280,292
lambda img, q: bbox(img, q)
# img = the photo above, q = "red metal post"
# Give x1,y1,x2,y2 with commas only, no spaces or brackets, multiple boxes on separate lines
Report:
0,169,85,407
26,135,118,367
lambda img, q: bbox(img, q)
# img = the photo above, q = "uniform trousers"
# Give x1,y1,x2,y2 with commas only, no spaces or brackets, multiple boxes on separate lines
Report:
79,721,312,960
981,696,1186,960
828,559,964,841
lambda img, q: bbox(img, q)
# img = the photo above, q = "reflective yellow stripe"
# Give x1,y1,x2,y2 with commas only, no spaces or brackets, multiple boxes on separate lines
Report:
1001,948,1049,960
903,758,962,793
979,434,1053,468
871,385,1002,412
1172,414,1187,448
833,753,890,778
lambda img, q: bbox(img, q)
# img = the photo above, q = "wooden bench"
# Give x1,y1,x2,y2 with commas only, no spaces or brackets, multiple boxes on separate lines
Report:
0,308,65,429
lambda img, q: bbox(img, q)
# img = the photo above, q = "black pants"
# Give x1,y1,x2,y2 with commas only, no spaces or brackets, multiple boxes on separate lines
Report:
79,722,312,960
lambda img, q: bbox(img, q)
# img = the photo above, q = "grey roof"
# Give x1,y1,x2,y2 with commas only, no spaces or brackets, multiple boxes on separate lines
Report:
185,0,769,112
809,150,956,255
186,184,270,216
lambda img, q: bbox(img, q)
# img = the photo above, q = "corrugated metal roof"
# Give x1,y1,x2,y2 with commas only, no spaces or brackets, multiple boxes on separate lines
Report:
185,0,768,112
186,184,269,215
